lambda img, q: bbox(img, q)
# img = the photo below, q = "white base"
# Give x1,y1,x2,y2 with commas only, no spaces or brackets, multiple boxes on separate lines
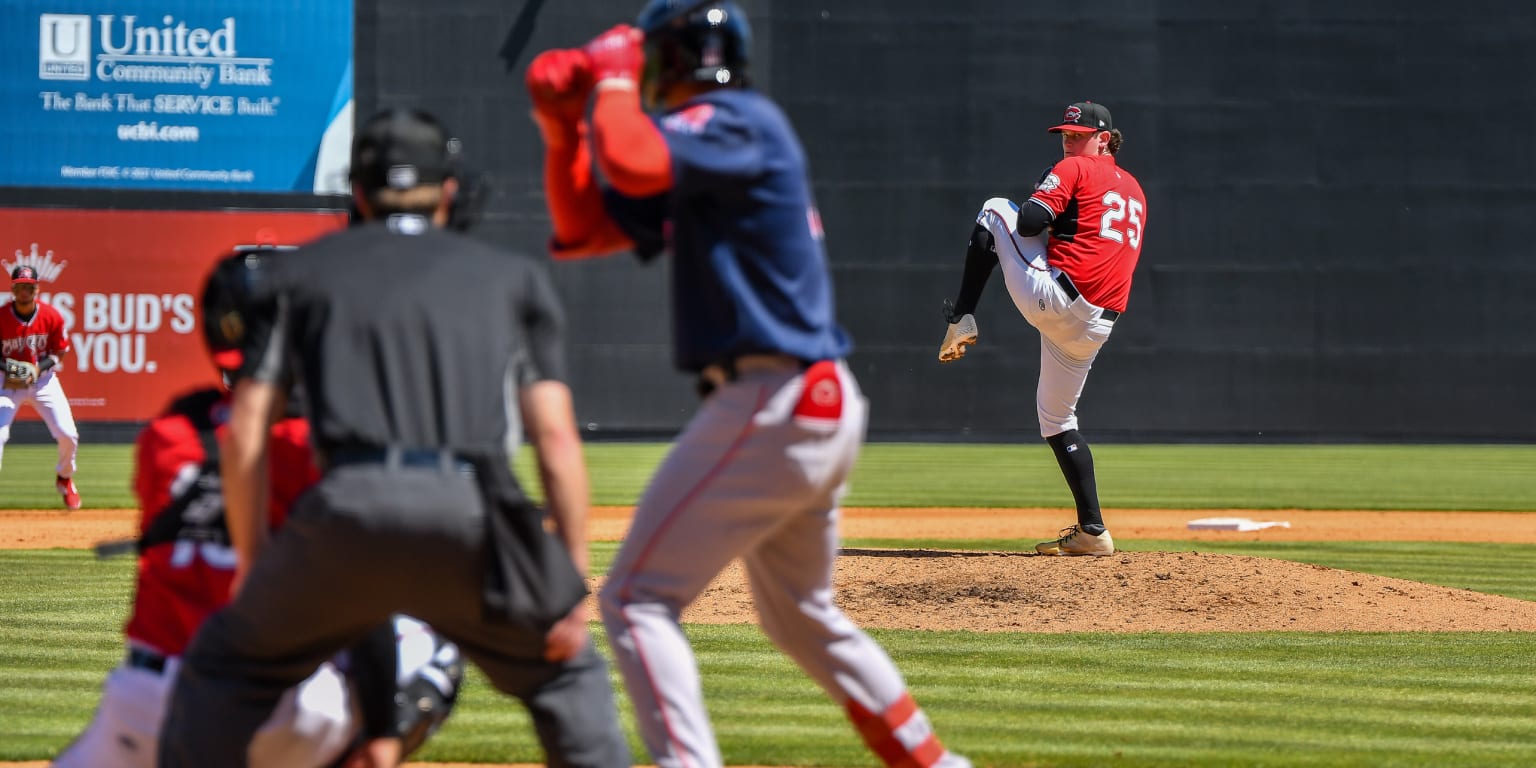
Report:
1186,517,1292,532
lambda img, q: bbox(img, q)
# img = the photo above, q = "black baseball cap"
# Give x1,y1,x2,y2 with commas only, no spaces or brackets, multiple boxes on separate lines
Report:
10,266,38,285
1048,101,1113,133
349,108,459,191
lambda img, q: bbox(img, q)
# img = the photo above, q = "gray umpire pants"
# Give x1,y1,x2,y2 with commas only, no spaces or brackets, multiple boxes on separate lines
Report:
157,462,630,768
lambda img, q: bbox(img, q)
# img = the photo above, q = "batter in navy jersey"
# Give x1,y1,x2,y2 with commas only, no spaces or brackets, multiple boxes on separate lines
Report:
527,3,969,767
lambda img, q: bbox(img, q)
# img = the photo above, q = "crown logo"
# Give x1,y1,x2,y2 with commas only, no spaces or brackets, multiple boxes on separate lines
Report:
3,243,69,283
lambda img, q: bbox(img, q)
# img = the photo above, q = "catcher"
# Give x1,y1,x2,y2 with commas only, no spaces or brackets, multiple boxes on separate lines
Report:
1,265,81,509
53,249,463,768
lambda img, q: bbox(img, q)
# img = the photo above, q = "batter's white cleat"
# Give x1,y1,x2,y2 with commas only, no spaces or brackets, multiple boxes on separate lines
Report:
1035,525,1114,556
938,305,978,363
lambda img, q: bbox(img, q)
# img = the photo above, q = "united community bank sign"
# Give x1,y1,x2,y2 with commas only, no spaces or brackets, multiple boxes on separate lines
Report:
4,1,354,193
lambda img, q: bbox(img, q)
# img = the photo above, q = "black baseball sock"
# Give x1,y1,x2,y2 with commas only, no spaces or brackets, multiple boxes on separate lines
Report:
1046,429,1105,533
947,223,998,319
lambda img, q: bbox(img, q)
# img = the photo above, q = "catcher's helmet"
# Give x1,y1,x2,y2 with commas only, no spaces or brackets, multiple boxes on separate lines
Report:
637,0,751,99
199,245,290,375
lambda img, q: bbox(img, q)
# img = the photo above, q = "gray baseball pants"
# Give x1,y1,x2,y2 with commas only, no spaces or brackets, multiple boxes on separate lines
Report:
157,462,630,768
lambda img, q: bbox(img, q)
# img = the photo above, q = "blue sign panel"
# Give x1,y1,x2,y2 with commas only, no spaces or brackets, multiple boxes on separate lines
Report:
2,1,353,193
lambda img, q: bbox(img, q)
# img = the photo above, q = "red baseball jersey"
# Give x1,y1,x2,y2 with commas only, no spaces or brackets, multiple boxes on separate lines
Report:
124,389,320,655
1027,154,1148,313
0,300,71,363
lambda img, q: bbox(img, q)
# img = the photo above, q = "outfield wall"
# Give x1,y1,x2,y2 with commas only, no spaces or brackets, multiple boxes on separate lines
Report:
464,0,1533,442
6,1,1531,442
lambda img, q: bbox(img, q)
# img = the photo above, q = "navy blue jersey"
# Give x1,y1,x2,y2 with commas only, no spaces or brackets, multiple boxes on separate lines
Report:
603,88,851,373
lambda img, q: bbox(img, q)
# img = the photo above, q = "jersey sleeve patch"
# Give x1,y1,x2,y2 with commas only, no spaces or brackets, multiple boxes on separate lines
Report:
1029,157,1085,216
661,103,716,136
663,98,762,187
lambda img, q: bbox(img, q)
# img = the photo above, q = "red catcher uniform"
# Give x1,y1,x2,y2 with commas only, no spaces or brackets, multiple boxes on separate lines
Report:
1028,153,1147,313
124,389,320,655
54,388,359,768
59,386,465,768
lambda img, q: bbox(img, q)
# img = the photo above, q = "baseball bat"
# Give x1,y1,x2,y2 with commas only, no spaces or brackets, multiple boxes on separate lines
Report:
499,0,552,72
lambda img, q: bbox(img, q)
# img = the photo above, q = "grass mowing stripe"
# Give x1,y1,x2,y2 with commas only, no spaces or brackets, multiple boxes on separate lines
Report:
5,553,1536,765
4,606,1535,766
6,443,1536,510
870,630,1536,768
839,444,1536,510
0,444,136,508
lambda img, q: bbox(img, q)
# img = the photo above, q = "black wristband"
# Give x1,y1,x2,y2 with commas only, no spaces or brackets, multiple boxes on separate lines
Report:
38,356,58,373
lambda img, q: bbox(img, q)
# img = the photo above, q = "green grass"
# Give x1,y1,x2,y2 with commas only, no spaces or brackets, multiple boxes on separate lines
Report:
0,444,136,508
3,547,1536,766
834,443,1536,511
402,628,1536,767
5,441,1536,765
4,442,1535,511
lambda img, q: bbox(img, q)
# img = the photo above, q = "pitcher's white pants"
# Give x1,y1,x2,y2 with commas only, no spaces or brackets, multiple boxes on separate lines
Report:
977,197,1117,437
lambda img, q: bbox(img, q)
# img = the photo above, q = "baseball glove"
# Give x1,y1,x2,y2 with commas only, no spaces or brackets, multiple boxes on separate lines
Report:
3,358,38,389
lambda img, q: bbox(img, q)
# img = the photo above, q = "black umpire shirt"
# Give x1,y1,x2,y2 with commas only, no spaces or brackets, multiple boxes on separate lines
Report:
235,215,568,462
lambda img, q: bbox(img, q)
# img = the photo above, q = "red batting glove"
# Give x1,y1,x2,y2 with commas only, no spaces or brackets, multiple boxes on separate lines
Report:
584,24,644,90
526,48,594,125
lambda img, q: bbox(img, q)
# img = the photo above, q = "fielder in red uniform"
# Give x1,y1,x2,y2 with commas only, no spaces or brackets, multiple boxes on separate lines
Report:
0,264,80,509
939,101,1148,557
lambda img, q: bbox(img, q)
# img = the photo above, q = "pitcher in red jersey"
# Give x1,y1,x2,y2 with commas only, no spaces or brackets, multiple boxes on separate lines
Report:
938,101,1148,558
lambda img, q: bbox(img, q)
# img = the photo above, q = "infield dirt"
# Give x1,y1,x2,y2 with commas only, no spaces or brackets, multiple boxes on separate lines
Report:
6,505,1535,633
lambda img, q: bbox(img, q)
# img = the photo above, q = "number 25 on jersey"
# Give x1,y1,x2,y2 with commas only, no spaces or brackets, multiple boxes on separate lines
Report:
1099,191,1144,250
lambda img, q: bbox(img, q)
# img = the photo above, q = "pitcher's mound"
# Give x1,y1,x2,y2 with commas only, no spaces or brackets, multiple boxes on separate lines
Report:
596,549,1536,633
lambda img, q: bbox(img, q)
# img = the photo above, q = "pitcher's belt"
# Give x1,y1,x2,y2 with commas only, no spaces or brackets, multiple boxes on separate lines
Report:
1054,273,1121,321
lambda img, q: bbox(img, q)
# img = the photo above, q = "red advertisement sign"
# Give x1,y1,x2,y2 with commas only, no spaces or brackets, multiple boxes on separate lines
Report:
1,207,344,420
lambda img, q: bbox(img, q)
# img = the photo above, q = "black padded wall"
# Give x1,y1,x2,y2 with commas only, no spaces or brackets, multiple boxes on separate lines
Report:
348,0,1536,441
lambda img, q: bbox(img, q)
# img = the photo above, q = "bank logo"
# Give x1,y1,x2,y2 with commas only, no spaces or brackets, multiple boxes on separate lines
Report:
39,14,91,81
35,14,270,91
4,244,70,283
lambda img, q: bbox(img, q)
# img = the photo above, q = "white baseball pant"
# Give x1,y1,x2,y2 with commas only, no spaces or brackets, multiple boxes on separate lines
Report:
600,361,964,768
0,369,79,477
978,197,1116,437
52,648,357,768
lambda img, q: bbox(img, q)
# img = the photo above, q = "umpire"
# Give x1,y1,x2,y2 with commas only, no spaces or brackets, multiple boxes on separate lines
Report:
158,108,630,767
